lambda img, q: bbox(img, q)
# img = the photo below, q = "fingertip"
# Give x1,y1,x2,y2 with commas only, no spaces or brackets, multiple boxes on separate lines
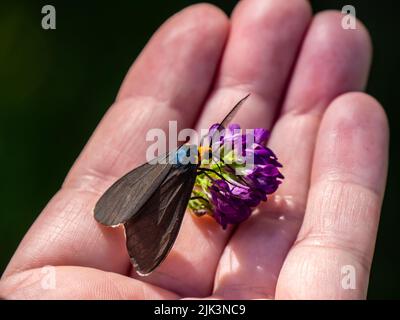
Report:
325,92,389,151
283,10,373,115
314,92,389,195
327,92,388,137
182,2,229,22
231,0,312,23
172,3,229,39
312,10,372,63
117,2,229,104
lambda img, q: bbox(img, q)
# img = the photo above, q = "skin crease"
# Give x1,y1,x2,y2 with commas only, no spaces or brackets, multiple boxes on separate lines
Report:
0,0,389,299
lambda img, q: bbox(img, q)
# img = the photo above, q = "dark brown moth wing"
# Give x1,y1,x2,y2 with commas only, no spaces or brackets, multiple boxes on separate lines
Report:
124,163,198,275
94,160,173,226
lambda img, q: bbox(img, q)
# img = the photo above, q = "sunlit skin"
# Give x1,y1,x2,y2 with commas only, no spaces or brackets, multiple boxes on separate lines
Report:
0,0,388,299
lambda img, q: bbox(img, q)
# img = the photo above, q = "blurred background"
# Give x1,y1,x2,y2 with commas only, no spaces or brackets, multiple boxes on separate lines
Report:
0,0,398,298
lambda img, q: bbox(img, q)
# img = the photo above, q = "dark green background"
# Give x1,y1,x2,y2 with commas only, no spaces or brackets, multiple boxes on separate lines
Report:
0,1,398,298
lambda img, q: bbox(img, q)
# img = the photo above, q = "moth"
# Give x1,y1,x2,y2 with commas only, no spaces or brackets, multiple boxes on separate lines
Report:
94,94,250,275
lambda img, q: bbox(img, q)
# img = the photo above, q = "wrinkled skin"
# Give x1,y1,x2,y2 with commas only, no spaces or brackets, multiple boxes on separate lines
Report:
0,0,388,299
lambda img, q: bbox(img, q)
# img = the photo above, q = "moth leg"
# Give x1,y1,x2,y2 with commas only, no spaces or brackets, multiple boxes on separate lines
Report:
211,155,253,189
197,168,249,190
197,168,222,181
190,196,209,202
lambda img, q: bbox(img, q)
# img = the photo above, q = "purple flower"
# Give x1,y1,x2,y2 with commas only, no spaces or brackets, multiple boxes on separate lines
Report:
254,128,270,144
210,180,252,229
189,123,284,229
245,164,284,194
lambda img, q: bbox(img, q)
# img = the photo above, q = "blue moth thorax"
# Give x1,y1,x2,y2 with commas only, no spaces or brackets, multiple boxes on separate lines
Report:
175,145,198,167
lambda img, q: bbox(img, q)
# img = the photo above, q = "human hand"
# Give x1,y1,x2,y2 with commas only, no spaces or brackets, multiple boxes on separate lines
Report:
0,0,388,299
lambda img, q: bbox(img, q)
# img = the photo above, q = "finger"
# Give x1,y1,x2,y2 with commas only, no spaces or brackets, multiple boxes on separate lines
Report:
141,0,312,297
4,4,228,278
214,11,372,298
69,4,228,187
275,92,389,299
197,0,311,131
0,266,179,299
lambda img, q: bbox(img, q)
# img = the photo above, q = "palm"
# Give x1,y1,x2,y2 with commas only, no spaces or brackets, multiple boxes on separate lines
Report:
1,0,388,299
